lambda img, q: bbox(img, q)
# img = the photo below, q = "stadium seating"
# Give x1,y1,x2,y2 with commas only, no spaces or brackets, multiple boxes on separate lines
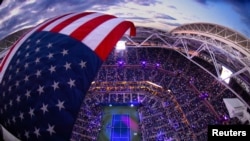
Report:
70,47,241,141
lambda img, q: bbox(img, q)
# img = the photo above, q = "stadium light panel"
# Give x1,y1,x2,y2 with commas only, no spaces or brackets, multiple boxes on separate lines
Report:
115,40,126,50
220,66,232,84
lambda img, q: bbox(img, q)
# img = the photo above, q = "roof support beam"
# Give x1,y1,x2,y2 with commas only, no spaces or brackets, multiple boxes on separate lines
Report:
155,34,172,47
173,48,250,109
221,67,248,82
137,33,155,47
180,39,191,58
190,43,206,59
204,43,221,78
124,35,139,46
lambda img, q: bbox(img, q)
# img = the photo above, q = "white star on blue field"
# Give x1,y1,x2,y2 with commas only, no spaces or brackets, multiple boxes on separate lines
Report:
0,0,250,39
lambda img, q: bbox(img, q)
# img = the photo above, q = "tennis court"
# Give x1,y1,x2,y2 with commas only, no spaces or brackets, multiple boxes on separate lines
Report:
98,106,141,141
111,114,130,141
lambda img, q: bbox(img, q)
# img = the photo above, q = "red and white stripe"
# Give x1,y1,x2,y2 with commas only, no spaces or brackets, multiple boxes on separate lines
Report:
0,12,136,82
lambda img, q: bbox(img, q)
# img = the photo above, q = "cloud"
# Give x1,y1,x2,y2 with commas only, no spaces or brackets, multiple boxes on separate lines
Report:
194,0,210,5
227,0,250,35
168,5,177,9
165,22,182,27
126,0,161,6
120,16,154,24
159,20,181,27
154,13,176,20
0,0,123,39
122,16,152,21
0,0,161,39
90,5,110,11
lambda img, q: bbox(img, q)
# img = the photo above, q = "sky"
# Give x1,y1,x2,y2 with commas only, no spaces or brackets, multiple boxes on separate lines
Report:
0,0,250,40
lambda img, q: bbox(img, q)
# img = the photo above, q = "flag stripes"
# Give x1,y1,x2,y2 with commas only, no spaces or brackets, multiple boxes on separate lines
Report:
0,12,135,83
47,12,94,33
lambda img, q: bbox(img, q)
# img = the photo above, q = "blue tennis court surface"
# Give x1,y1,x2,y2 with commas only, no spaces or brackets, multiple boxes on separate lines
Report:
98,106,141,141
111,114,130,141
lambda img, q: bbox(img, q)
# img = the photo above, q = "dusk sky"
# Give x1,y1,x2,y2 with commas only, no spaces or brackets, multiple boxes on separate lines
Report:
0,0,250,40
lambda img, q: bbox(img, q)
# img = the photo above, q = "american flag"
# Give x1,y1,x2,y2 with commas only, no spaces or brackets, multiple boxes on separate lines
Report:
0,12,135,141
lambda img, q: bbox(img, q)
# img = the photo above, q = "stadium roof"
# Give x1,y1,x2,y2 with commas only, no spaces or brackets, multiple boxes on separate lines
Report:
0,23,250,107
169,23,250,93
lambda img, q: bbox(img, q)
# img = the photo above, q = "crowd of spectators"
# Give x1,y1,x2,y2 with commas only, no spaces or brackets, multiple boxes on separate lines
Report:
70,47,242,141
70,98,103,141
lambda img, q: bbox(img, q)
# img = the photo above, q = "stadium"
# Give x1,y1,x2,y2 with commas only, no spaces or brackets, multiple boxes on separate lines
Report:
1,21,250,141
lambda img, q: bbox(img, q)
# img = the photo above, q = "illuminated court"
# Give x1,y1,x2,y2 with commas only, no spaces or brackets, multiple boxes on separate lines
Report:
98,106,141,141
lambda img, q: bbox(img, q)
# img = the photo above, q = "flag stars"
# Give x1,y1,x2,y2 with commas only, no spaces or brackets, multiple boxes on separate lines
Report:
26,45,30,49
34,127,41,138
36,39,41,44
12,116,16,123
24,63,29,69
25,52,29,57
35,70,42,78
67,78,75,88
25,90,31,99
15,80,19,87
29,108,35,118
61,49,68,56
17,51,21,56
35,47,40,52
24,130,30,139
47,53,54,59
79,60,87,68
64,62,71,70
46,124,56,136
9,100,13,107
47,43,53,48
2,81,5,86
37,85,44,95
8,86,12,92
16,68,20,74
35,57,40,64
56,100,65,111
24,75,29,82
8,75,12,80
16,95,21,103
49,65,56,73
16,59,20,64
40,103,48,114
19,112,24,121
52,81,59,91
4,104,7,110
